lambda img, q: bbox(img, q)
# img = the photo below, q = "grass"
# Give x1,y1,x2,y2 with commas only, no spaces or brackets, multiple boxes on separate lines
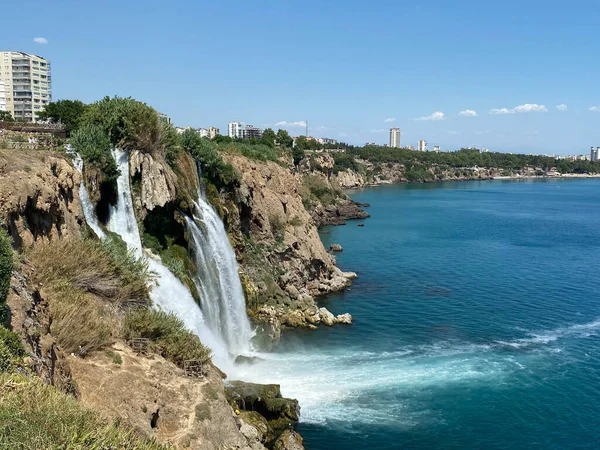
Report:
0,327,24,373
123,309,212,366
0,373,169,450
30,237,152,354
104,350,123,366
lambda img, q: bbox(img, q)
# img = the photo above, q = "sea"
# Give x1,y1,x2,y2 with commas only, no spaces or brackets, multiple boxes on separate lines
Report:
241,179,600,450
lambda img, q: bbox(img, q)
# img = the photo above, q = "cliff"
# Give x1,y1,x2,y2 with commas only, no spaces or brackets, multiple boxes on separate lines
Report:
218,154,356,344
0,149,84,248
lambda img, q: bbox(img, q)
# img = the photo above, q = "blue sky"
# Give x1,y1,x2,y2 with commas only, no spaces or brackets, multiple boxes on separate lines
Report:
3,0,600,153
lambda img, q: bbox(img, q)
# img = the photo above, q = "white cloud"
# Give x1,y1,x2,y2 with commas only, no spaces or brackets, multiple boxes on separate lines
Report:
447,130,460,135
369,128,385,133
589,106,600,112
489,108,514,115
513,103,547,113
275,120,306,127
556,104,568,111
489,104,547,115
459,109,477,117
416,111,445,121
384,117,396,123
315,125,330,131
33,37,48,44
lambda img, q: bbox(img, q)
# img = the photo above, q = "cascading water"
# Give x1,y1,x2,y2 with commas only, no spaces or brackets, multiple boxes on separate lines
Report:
98,148,230,367
71,152,106,239
185,194,254,357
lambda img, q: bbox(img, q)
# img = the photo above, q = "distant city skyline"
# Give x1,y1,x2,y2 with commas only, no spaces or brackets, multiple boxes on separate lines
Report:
2,1,600,154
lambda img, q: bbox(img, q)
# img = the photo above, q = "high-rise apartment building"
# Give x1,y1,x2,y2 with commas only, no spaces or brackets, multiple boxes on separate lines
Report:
228,121,242,139
418,139,428,152
207,126,220,139
591,146,599,162
0,51,52,122
389,127,401,148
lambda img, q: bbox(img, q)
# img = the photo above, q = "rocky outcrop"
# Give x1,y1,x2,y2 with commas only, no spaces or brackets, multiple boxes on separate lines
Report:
330,243,343,252
312,198,370,227
220,154,354,335
0,150,83,248
69,342,265,450
334,169,365,188
130,150,177,213
274,430,304,450
225,381,301,447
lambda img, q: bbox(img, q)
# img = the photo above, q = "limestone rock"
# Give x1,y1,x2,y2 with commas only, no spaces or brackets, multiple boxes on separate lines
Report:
273,429,305,450
330,243,343,252
336,313,353,324
318,307,336,326
130,150,176,211
0,150,84,248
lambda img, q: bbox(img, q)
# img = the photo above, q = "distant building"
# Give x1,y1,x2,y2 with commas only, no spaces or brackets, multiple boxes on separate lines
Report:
407,145,415,150
433,145,440,152
389,127,401,148
198,128,209,138
175,126,193,134
365,142,377,146
240,125,262,140
418,140,428,151
157,112,171,124
591,146,599,162
228,121,242,139
0,51,52,122
317,137,337,145
207,126,220,139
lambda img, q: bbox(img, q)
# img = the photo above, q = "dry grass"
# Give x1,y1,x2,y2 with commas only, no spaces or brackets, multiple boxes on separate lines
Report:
30,237,152,353
0,373,169,449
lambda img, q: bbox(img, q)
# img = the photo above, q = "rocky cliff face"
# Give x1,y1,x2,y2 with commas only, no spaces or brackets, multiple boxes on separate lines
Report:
0,150,83,248
219,154,355,343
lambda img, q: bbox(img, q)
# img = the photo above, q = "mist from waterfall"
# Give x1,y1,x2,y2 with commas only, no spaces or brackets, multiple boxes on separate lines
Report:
185,192,254,357
90,148,231,368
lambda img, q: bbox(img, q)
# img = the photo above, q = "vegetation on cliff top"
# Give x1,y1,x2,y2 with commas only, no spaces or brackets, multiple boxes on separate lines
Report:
0,373,168,450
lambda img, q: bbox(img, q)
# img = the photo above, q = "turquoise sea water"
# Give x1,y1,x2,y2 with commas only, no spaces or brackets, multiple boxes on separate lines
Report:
266,179,600,449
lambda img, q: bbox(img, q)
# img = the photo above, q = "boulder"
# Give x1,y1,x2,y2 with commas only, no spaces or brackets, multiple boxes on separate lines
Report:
318,307,336,326
330,243,343,252
239,410,271,444
274,429,305,450
336,313,353,324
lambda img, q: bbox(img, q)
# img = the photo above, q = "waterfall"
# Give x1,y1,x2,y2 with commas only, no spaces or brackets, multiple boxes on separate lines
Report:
185,194,254,356
101,148,231,367
71,152,106,239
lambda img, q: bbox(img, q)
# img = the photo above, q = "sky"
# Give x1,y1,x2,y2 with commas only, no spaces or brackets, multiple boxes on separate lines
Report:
3,0,600,154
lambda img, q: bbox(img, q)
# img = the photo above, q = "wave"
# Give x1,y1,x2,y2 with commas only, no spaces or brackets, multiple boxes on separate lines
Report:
234,318,600,428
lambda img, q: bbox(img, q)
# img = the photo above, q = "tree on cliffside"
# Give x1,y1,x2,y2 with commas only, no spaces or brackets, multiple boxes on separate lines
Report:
0,111,14,122
37,99,87,136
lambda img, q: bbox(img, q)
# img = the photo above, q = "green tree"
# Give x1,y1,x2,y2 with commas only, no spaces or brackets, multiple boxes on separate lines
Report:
37,100,87,136
0,111,14,122
292,146,305,166
276,129,293,148
260,128,277,147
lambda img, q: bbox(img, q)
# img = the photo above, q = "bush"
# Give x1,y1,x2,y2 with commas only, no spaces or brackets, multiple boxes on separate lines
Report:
0,327,24,372
0,373,167,449
123,309,211,366
179,130,239,190
30,238,152,354
71,124,119,184
31,237,151,305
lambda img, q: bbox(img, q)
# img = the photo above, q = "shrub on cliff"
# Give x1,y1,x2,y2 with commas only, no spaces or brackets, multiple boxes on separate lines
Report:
0,228,12,327
179,129,239,189
0,373,167,449
80,96,179,164
0,327,24,372
71,124,120,184
30,237,152,353
123,309,212,365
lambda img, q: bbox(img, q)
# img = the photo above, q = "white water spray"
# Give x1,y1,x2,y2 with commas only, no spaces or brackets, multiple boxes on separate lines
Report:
71,152,106,239
185,194,254,357
96,149,231,367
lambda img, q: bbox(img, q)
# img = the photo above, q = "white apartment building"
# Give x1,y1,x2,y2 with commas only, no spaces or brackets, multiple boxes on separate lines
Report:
389,127,401,148
228,121,242,139
0,51,52,122
317,137,337,145
418,139,428,152
207,126,220,139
